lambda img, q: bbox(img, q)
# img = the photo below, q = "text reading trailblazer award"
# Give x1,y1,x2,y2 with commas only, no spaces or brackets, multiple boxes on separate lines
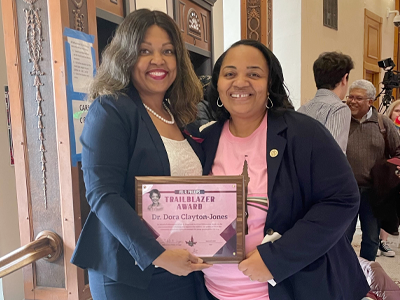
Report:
135,176,245,263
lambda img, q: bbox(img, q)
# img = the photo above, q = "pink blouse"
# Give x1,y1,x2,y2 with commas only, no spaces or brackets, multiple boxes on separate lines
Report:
203,113,269,300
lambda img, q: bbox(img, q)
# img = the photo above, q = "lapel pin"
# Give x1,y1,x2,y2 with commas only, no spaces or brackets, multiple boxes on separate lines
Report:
270,149,278,157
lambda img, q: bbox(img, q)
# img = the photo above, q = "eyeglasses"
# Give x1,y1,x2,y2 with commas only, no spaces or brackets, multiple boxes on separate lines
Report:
345,95,371,101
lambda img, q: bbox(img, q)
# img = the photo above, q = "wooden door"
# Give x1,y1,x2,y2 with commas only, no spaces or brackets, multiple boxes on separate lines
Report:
365,70,380,110
0,0,98,299
363,9,382,110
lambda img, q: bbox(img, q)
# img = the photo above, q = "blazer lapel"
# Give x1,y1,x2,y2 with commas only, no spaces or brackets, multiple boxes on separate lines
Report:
127,85,171,176
267,109,288,196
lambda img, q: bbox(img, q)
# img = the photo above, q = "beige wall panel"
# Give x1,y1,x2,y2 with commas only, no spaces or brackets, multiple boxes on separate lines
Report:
213,0,224,62
135,0,167,12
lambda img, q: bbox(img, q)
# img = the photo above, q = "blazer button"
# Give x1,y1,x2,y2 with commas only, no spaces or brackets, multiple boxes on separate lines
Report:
266,228,274,235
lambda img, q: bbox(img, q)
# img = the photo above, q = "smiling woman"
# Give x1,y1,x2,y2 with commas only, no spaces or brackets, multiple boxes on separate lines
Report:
198,40,370,300
131,25,177,105
70,9,210,300
217,45,270,137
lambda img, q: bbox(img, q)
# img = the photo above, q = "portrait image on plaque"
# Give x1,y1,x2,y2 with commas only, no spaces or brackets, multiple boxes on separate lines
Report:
147,189,163,211
135,176,245,263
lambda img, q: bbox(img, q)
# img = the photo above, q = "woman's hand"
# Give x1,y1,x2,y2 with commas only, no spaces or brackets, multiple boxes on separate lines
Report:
152,249,211,276
238,249,273,282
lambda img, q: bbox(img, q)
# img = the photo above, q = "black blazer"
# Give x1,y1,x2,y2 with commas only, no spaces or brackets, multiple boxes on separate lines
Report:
200,109,370,300
71,84,204,288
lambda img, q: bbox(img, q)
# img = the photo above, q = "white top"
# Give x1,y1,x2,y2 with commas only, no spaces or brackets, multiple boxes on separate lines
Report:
161,137,202,176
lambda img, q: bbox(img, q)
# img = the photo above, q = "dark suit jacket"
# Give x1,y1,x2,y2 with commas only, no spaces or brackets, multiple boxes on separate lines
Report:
200,108,370,300
70,84,204,288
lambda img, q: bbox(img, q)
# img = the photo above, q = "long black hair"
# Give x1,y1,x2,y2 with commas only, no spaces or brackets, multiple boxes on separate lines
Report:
207,39,293,122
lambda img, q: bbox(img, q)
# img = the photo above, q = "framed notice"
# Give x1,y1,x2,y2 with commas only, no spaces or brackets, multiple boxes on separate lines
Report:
135,176,245,263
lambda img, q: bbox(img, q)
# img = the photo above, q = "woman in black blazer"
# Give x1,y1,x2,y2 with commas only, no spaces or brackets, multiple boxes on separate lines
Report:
71,9,210,300
197,40,370,300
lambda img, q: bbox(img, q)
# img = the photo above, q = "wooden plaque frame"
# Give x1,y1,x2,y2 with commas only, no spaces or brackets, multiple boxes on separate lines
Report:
135,176,245,263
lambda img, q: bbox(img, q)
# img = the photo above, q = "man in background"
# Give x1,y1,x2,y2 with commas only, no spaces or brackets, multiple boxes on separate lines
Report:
345,79,400,261
298,52,354,153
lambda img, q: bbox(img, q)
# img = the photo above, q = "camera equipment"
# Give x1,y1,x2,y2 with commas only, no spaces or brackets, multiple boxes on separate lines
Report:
388,9,400,27
377,58,399,113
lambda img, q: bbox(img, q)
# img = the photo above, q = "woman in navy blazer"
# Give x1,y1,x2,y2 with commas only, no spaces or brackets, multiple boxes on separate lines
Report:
71,9,210,299
197,40,370,300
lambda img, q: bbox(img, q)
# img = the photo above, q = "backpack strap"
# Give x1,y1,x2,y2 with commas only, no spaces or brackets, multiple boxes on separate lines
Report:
377,114,390,158
377,114,386,135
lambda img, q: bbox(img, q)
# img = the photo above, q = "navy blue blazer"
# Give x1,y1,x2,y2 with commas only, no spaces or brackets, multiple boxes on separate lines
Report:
200,109,370,300
71,84,204,288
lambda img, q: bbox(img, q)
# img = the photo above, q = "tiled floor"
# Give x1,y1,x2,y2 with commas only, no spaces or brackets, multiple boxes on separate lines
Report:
352,228,400,285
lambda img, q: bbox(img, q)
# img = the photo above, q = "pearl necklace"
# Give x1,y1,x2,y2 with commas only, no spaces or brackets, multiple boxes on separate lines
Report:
143,102,175,125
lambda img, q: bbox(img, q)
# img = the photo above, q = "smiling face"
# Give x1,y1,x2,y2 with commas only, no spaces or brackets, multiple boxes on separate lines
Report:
346,88,373,120
131,25,177,100
217,45,269,122
150,193,160,204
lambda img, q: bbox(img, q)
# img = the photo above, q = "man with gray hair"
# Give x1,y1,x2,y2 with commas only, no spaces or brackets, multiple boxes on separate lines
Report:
345,79,400,261
298,52,354,153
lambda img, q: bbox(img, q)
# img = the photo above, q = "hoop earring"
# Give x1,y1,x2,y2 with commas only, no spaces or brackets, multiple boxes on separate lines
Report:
266,96,274,109
217,97,224,108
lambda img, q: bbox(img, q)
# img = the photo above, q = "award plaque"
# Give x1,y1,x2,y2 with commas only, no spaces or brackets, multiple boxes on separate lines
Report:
135,176,245,263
